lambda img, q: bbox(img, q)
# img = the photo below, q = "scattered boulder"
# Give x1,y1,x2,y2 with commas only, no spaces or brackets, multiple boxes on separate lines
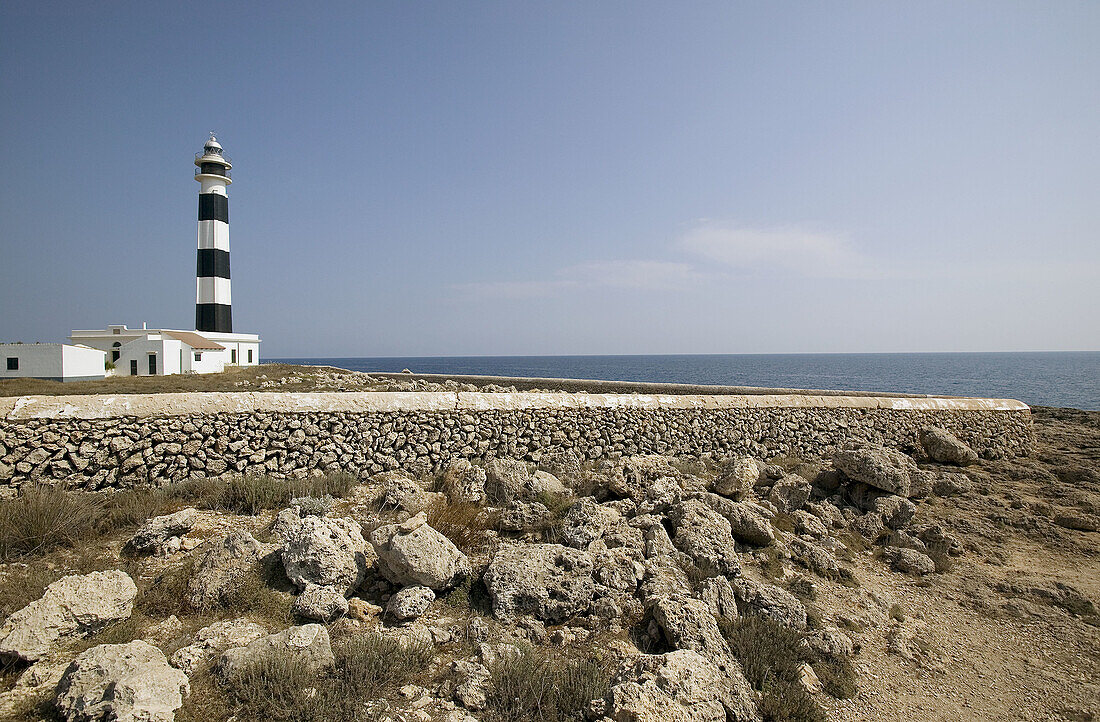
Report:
711,456,759,499
651,596,731,662
271,506,304,542
219,624,334,678
730,577,807,629
928,471,974,497
127,508,197,554
538,450,584,486
598,649,758,722
560,497,620,548
483,543,594,622
170,619,268,675
187,529,263,610
370,512,470,590
387,586,436,622
442,459,487,504
804,627,855,658
55,641,188,722
920,427,980,466
292,584,350,622
378,471,431,511
669,499,741,577
451,659,490,710
833,446,918,497
724,503,776,547
484,457,532,505
0,571,137,662
768,474,811,513
872,495,917,530
497,500,551,532
281,515,372,595
885,546,936,576
852,511,886,540
1053,512,1100,533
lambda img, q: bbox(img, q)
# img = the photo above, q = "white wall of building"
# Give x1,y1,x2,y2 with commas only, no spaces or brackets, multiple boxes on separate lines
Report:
68,327,260,376
1,344,105,382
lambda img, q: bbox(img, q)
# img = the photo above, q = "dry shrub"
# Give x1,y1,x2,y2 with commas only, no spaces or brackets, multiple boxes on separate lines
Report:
425,500,497,553
212,473,357,515
484,647,612,722
757,678,826,722
220,633,432,721
0,565,64,620
0,486,105,560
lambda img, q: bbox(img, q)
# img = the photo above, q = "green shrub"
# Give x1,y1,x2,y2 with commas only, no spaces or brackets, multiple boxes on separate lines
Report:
485,647,612,722
758,678,825,722
720,616,809,689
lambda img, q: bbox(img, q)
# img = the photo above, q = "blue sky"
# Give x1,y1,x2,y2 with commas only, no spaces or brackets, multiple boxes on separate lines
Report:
1,1,1097,357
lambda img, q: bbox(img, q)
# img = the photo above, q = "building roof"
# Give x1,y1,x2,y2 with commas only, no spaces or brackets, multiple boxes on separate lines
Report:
163,331,225,350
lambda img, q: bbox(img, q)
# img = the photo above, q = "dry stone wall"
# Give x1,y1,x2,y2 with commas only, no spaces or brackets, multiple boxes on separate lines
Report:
0,392,1032,491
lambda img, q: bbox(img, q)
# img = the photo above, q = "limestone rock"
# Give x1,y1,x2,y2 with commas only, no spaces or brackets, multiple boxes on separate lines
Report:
483,543,594,622
484,457,532,505
669,499,741,577
561,497,621,549
768,474,811,514
127,508,197,554
724,503,776,547
885,546,936,575
920,426,980,466
833,446,918,497
601,650,758,722
387,586,436,622
730,577,807,630
872,495,917,530
170,619,268,675
187,529,262,610
651,596,731,662
497,500,551,532
804,627,855,658
271,506,304,543
697,576,739,620
370,512,470,590
0,571,137,662
281,515,372,595
852,511,886,540
292,584,350,622
451,660,490,710
219,624,334,678
711,456,759,499
55,640,188,722
928,471,974,497
442,459,487,504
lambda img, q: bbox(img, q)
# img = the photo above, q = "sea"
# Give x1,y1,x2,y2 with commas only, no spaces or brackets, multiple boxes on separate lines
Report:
268,352,1100,411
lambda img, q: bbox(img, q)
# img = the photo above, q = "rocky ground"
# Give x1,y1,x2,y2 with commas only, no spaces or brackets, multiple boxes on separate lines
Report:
0,364,522,397
0,407,1096,721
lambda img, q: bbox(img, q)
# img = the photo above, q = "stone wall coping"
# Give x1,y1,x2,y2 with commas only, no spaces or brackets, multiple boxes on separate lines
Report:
1,391,1030,420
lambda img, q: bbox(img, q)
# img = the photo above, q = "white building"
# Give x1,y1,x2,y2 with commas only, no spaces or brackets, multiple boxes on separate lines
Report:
70,325,260,377
1,343,107,382
62,134,262,378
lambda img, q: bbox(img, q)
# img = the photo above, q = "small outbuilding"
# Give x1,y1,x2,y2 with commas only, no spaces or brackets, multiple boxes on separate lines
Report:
69,325,260,376
0,343,107,383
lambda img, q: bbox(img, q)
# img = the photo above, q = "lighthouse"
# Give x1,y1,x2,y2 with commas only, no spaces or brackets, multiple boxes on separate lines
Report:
194,134,233,333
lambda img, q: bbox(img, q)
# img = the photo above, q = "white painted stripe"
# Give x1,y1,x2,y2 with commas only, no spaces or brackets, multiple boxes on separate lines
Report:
197,220,230,251
196,276,232,305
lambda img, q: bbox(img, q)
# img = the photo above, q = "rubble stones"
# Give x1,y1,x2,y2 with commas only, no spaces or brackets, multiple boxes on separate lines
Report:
387,586,436,622
885,546,936,575
560,497,621,548
0,571,137,662
219,624,334,678
711,456,760,499
55,641,189,722
127,508,197,554
834,446,918,497
730,577,807,629
483,543,595,622
920,426,980,466
281,515,372,595
187,529,263,610
669,499,742,577
292,584,350,622
370,512,470,590
170,619,268,675
442,459,486,504
651,595,731,662
768,474,811,513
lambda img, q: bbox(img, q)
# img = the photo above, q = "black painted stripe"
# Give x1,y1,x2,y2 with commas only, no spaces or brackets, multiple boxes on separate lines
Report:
195,303,233,333
196,248,231,279
198,194,229,223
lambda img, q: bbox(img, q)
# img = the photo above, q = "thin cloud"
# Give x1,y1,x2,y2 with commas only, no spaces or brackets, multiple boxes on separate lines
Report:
678,222,885,279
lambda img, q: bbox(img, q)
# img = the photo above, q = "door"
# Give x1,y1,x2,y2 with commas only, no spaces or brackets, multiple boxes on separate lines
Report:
130,359,138,375
148,354,157,375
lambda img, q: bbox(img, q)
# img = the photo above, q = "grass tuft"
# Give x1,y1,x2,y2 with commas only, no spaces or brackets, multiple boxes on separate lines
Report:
0,486,105,561
484,646,612,722
425,500,498,553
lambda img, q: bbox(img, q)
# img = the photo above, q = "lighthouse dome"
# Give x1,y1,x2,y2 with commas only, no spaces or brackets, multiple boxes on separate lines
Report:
203,135,223,153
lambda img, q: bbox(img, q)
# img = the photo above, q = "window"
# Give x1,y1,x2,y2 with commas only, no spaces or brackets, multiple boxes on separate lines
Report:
112,342,121,362
148,354,157,375
194,352,202,362
247,349,253,363
6,357,17,371
130,359,138,375
231,349,237,364
113,328,121,334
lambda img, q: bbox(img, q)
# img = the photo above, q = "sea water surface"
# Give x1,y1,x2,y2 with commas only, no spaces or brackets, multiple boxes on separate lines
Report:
269,352,1100,410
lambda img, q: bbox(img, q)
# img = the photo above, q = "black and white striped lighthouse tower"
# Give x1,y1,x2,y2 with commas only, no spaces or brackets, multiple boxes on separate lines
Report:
194,134,233,333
